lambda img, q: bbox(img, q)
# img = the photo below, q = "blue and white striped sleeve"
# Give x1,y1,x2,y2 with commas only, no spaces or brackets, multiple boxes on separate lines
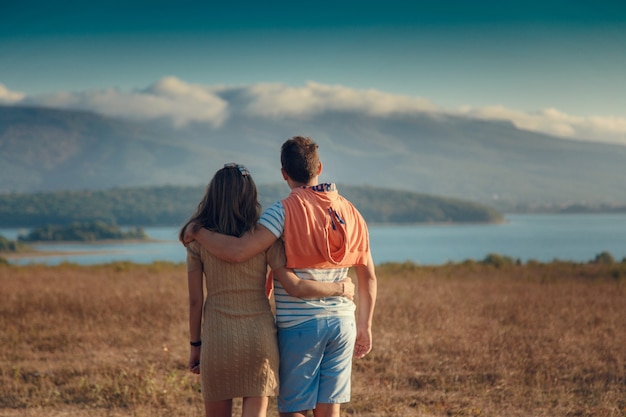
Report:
259,201,285,239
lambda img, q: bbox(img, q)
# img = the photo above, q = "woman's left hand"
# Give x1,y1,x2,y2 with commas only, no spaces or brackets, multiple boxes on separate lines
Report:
189,346,201,374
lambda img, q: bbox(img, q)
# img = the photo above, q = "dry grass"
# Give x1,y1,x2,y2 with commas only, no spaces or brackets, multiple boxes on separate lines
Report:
1,260,625,417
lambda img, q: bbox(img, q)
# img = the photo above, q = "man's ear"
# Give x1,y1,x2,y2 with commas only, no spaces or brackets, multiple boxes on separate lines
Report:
317,161,323,176
281,168,289,181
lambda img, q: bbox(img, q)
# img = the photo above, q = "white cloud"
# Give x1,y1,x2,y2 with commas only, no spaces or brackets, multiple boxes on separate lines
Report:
242,81,439,117
0,83,25,103
457,105,626,145
22,77,229,127
5,78,626,145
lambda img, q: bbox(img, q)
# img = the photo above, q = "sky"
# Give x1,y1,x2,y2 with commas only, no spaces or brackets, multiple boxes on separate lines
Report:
1,0,626,144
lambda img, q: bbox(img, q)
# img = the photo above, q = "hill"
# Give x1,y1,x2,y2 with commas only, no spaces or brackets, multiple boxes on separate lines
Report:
2,105,626,210
0,185,503,228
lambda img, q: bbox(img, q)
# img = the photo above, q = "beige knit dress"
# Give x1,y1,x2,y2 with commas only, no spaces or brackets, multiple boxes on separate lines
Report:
186,240,285,402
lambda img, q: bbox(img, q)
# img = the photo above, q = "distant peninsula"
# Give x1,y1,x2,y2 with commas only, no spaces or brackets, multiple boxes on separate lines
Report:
0,184,504,228
17,222,148,243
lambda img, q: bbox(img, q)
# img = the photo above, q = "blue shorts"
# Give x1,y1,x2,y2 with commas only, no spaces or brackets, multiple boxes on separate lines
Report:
277,316,357,413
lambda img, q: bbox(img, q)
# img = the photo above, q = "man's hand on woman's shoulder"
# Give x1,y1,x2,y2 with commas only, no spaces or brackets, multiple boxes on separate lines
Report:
181,222,199,246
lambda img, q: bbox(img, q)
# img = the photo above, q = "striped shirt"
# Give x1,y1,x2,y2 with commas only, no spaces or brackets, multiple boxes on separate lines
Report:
260,201,356,328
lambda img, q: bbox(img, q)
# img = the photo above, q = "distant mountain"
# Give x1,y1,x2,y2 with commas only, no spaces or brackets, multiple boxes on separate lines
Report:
2,105,626,210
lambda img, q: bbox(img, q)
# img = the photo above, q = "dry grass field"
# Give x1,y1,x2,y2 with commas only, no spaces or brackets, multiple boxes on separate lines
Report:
1,260,625,417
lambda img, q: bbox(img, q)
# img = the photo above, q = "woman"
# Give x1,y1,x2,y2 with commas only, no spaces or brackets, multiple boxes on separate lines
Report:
180,163,352,417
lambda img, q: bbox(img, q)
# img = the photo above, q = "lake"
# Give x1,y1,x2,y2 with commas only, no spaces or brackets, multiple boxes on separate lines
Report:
2,213,626,266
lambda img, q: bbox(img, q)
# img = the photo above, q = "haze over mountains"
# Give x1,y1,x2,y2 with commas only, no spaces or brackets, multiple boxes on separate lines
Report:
2,102,626,211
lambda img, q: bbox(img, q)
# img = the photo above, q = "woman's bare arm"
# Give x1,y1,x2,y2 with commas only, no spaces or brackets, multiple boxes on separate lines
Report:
272,266,355,300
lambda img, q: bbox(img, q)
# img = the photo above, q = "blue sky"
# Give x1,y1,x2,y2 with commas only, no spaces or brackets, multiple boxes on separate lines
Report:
1,1,625,143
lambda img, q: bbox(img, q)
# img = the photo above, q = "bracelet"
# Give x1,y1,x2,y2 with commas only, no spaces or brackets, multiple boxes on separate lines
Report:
190,340,202,347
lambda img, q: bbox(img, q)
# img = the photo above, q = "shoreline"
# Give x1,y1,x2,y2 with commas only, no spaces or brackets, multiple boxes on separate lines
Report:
2,238,164,260
3,249,121,259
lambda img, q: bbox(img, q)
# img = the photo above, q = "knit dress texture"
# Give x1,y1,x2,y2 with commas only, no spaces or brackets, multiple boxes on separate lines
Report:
186,239,285,402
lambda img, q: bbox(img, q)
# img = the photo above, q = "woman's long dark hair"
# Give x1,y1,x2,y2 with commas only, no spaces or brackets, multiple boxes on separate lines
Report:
179,164,261,240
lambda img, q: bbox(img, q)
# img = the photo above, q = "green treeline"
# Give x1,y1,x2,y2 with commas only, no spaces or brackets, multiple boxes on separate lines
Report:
0,184,503,228
17,222,147,242
0,235,30,252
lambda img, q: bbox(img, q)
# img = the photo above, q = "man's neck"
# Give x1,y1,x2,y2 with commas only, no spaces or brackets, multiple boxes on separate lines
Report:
288,176,319,189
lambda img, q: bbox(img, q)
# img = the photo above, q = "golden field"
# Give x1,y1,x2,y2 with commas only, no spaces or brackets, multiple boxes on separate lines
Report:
1,260,625,417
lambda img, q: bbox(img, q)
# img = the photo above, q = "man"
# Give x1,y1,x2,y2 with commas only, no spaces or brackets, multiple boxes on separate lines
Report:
184,136,377,417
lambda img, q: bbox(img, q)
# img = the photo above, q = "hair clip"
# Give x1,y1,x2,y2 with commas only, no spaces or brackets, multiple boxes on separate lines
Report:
224,163,250,176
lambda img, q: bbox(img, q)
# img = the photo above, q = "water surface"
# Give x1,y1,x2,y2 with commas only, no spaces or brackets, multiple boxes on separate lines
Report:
3,214,625,266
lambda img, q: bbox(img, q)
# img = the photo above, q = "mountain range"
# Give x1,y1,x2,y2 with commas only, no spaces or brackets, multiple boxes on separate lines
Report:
2,104,625,211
